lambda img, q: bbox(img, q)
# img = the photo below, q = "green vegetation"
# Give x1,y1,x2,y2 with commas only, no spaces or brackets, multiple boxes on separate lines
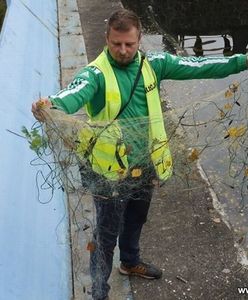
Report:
21,126,48,155
0,0,7,31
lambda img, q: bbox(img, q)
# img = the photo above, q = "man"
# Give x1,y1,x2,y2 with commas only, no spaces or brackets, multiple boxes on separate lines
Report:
32,8,248,300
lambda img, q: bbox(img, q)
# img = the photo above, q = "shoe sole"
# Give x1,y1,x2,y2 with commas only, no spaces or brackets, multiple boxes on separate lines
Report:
119,267,158,279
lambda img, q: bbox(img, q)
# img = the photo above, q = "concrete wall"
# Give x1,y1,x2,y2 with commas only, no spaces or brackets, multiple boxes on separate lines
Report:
0,1,71,299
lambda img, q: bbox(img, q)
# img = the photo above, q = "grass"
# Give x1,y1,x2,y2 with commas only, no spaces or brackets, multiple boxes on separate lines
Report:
0,0,7,31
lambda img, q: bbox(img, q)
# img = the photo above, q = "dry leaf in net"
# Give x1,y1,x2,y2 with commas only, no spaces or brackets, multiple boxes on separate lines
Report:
131,168,142,178
229,81,240,93
224,103,232,110
188,148,200,162
227,126,246,138
224,89,234,98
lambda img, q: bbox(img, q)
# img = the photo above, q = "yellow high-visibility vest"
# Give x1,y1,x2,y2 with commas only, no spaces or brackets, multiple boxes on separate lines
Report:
77,50,172,181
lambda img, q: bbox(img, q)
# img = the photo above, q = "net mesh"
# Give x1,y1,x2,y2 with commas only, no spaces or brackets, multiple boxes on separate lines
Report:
23,74,248,295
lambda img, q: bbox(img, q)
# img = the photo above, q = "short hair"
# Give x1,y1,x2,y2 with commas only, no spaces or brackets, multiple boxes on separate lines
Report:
106,8,142,38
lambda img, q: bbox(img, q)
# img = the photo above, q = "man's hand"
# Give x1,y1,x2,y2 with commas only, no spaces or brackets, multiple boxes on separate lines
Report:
31,98,52,122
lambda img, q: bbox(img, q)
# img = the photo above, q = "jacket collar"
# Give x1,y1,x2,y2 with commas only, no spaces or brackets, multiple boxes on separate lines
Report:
104,47,139,68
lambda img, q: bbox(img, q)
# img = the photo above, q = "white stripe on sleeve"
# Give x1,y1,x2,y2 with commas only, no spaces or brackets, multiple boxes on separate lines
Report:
53,80,89,99
178,57,229,68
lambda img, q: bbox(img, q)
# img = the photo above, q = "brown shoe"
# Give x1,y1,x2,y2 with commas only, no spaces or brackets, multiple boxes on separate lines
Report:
119,261,162,279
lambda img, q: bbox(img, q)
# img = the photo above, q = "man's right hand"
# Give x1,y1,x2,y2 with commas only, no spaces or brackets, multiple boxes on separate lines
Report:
31,98,52,122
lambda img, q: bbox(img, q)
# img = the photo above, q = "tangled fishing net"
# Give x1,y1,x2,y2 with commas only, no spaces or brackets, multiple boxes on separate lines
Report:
22,72,248,296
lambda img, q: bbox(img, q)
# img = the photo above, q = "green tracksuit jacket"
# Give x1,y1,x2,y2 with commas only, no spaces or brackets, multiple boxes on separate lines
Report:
50,49,247,117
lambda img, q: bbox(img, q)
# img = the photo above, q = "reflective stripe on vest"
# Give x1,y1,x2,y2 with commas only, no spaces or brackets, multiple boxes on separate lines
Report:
78,50,172,181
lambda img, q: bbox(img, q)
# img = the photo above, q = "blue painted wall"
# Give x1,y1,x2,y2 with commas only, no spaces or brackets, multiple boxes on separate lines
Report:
0,1,71,299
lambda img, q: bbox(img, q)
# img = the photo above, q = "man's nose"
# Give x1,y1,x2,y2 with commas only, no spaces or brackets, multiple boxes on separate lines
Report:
119,44,127,55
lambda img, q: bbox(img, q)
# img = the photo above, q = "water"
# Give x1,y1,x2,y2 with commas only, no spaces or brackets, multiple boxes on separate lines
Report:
180,35,233,57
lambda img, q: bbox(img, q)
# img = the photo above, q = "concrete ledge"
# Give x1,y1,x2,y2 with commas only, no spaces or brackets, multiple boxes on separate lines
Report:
58,0,88,87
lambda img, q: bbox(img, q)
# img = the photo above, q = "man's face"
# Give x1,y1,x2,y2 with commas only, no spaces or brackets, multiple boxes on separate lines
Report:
106,26,141,66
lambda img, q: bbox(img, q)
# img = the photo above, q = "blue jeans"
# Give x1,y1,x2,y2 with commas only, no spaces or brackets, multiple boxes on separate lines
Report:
89,171,155,300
